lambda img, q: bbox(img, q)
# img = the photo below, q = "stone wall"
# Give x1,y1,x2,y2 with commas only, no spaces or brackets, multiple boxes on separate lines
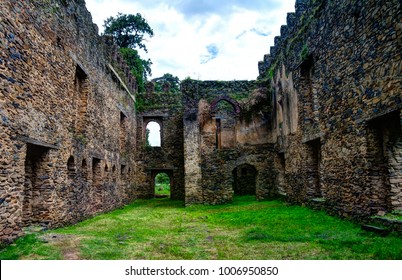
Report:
1,0,401,244
0,0,137,243
259,0,401,218
182,80,277,205
134,84,185,201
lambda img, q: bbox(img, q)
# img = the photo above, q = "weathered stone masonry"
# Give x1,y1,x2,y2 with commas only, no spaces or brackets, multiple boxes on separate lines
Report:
0,0,138,243
135,85,185,201
1,0,401,244
258,0,401,218
182,80,277,205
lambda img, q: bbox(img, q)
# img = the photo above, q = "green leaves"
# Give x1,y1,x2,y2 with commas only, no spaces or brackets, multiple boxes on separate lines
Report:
103,13,154,52
119,47,152,93
104,13,154,93
152,73,181,93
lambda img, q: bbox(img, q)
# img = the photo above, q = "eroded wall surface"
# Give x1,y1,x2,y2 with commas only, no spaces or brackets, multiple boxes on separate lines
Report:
182,80,277,205
259,0,401,218
135,84,185,201
0,0,138,243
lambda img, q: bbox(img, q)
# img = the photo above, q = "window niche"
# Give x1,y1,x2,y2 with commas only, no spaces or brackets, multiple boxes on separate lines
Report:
367,110,402,212
120,112,127,151
121,164,126,176
112,165,117,182
92,158,102,187
75,65,89,135
305,138,322,198
211,97,240,149
300,54,319,133
81,159,88,181
276,152,286,195
23,143,51,226
67,156,76,180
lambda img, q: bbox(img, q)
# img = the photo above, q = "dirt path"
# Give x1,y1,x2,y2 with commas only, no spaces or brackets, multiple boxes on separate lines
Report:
40,234,82,260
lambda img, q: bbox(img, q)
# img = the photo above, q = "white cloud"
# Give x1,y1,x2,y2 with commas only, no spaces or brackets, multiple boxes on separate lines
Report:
85,0,295,81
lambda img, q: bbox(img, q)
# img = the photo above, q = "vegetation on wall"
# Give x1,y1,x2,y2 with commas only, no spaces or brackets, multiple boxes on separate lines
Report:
135,91,183,112
152,73,181,93
103,13,153,93
259,0,327,82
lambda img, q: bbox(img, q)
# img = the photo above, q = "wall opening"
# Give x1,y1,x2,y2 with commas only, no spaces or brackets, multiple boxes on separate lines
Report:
367,110,402,212
67,156,76,180
112,165,117,182
92,158,103,212
232,164,257,196
300,54,319,132
213,100,237,149
75,65,89,135
81,159,88,180
305,138,322,198
276,152,286,195
104,164,110,181
92,158,102,187
121,164,126,176
154,172,171,198
120,112,127,151
146,121,161,147
23,143,51,226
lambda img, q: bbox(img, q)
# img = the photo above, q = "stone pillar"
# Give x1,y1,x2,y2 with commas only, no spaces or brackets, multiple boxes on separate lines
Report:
183,108,203,205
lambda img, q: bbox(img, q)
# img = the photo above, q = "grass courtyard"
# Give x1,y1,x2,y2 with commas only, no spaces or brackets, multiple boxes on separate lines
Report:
1,196,401,260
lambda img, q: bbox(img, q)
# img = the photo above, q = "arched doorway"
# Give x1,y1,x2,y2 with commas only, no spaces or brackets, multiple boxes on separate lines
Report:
232,164,257,196
150,170,173,198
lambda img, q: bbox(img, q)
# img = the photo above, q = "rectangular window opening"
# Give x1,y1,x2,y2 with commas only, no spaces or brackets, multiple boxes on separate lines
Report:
23,143,51,226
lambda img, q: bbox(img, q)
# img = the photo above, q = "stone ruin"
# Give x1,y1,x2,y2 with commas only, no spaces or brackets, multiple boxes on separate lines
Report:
0,0,401,243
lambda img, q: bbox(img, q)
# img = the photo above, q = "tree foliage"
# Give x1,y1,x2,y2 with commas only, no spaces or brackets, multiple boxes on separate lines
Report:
103,13,154,52
103,13,154,93
145,128,151,147
152,73,180,93
120,48,152,93
155,173,170,185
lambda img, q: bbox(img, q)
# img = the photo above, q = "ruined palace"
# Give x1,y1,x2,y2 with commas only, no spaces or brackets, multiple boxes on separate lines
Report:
0,0,401,243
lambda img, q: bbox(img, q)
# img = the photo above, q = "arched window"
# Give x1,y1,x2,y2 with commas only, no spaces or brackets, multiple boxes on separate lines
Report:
146,121,161,147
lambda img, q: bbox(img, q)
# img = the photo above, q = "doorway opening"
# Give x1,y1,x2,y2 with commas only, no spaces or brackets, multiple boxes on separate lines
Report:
154,172,171,198
23,143,51,226
232,164,257,197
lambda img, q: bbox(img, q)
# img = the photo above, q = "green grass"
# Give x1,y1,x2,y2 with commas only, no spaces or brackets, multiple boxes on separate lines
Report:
1,196,401,260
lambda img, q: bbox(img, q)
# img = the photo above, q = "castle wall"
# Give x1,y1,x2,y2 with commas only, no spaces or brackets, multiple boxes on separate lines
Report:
260,0,401,218
0,0,137,243
182,80,277,205
1,0,401,244
135,86,185,201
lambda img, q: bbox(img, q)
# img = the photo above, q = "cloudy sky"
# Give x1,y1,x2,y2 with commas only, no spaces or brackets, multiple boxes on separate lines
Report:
85,0,295,81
